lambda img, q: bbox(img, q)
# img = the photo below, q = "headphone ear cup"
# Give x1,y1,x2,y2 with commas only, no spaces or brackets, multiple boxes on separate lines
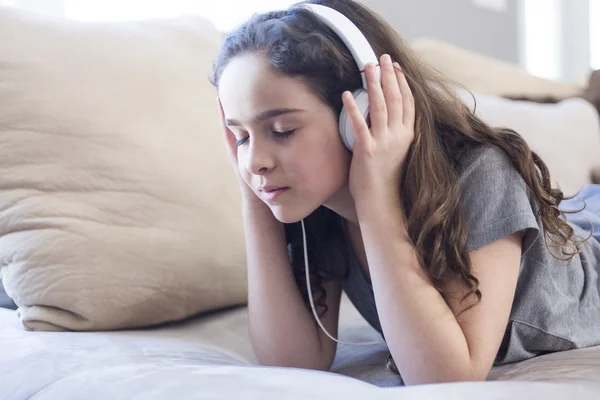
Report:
339,89,370,152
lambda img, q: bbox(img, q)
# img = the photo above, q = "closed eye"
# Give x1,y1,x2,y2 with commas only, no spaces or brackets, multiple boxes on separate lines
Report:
273,129,295,139
236,129,296,147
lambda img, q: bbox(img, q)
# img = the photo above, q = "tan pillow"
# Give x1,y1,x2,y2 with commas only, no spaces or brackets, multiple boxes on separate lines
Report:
584,70,600,113
412,38,583,99
0,9,247,331
456,89,600,196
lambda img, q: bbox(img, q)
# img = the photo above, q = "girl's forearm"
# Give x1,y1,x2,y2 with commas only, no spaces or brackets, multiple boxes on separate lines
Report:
242,199,336,371
355,193,476,385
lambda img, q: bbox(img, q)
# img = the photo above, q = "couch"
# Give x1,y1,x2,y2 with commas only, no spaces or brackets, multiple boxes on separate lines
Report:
1,6,600,400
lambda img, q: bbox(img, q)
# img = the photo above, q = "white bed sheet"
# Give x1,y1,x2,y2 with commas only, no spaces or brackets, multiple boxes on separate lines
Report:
1,295,600,399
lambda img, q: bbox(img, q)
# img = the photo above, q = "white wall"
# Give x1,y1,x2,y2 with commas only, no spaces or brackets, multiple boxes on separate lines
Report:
361,0,595,84
1,0,64,17
591,0,600,70
361,0,520,64
2,0,596,83
519,0,592,84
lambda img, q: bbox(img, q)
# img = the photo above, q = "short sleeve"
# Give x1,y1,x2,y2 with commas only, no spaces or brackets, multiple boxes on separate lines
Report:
459,145,540,254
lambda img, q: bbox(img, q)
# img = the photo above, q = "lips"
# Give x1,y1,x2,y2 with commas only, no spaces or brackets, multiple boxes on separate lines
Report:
261,186,288,193
263,186,288,193
259,187,289,202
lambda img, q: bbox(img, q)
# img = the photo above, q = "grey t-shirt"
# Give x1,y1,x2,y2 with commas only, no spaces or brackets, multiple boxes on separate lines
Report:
335,144,600,366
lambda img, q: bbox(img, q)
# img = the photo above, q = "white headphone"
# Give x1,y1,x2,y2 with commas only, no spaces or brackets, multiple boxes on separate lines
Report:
298,3,385,347
302,3,381,152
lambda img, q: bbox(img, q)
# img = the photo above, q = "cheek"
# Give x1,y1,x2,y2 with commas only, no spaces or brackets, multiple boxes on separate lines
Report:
295,144,351,188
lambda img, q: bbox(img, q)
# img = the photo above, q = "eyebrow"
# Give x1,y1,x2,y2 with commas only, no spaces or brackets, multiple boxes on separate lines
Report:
225,108,305,127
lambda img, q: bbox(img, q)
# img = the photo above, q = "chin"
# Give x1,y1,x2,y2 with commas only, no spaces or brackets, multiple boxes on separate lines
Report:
268,203,317,225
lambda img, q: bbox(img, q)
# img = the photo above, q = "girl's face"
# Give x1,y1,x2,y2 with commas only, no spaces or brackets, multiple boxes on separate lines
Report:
218,53,353,224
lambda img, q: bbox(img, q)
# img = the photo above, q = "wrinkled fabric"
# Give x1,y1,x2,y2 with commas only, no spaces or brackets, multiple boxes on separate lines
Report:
561,184,600,241
2,304,600,398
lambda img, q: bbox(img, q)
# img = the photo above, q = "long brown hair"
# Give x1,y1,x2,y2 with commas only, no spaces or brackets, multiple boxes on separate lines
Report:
210,0,588,373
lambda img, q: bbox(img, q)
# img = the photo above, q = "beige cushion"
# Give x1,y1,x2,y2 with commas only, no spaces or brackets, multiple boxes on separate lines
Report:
412,38,583,99
0,9,247,331
457,89,600,197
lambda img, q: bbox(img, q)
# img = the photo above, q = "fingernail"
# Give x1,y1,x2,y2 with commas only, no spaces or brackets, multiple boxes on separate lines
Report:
383,54,392,63
393,62,402,71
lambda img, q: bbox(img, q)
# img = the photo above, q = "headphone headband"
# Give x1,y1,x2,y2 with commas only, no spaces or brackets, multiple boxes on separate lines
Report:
299,3,380,89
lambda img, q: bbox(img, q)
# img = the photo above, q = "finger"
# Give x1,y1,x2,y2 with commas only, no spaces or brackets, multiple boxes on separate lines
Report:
342,90,370,148
217,96,226,122
366,60,387,136
394,63,415,129
216,97,238,159
380,54,403,130
216,97,235,148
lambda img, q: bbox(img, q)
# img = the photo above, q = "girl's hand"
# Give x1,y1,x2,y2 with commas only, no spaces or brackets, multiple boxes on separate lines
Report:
216,97,261,203
343,54,415,205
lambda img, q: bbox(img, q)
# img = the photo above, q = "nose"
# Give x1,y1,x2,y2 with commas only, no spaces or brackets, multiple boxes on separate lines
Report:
244,139,275,176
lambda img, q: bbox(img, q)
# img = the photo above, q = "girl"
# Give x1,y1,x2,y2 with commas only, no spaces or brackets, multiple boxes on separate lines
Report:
210,0,600,386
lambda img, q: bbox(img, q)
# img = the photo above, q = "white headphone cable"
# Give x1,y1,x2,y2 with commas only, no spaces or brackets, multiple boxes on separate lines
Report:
301,218,385,346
